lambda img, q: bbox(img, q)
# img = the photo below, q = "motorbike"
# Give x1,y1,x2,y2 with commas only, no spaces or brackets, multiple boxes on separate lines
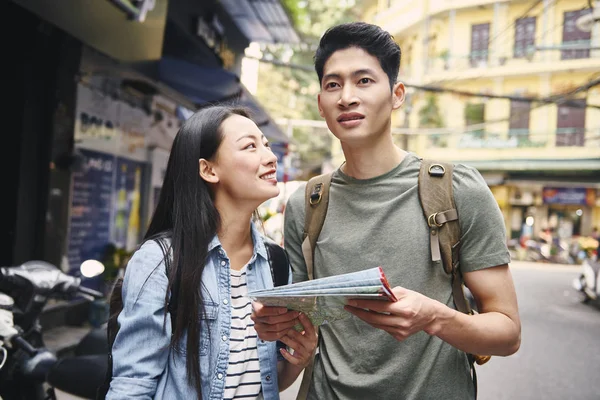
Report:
572,257,600,306
0,259,107,400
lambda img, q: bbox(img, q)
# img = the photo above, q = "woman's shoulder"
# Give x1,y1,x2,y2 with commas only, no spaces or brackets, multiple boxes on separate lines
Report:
122,240,170,299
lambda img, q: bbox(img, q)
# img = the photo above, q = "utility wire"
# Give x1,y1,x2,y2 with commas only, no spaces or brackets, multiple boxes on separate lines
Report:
248,55,600,109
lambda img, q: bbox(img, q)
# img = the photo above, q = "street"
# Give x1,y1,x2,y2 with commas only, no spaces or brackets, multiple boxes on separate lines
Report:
56,261,600,400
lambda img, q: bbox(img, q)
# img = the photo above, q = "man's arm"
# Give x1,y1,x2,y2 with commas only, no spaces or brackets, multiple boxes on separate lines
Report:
345,263,521,356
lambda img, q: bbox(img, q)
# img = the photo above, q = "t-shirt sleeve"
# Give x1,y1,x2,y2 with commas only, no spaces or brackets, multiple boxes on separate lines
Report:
453,164,510,273
283,183,309,283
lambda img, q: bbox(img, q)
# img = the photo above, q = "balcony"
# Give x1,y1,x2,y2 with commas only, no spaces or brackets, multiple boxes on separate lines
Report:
394,127,600,168
374,0,504,35
418,42,600,83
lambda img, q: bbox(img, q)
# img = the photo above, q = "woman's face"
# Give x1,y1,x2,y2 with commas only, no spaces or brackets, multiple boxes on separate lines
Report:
206,114,280,206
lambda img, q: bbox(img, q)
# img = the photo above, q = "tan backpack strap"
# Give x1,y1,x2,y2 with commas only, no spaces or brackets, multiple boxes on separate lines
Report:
418,160,471,314
296,172,332,400
418,160,490,367
301,172,333,281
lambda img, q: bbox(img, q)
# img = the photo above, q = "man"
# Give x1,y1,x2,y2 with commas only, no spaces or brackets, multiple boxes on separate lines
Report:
252,22,521,399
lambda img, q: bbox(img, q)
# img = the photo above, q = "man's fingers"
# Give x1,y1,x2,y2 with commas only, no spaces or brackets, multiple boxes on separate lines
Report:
345,305,392,326
345,299,391,313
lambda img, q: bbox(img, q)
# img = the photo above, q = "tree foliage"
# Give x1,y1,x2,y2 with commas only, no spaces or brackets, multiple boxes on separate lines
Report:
255,0,372,177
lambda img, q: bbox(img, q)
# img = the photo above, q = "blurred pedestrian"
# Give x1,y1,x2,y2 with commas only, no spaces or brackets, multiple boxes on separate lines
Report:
107,106,317,400
253,22,520,400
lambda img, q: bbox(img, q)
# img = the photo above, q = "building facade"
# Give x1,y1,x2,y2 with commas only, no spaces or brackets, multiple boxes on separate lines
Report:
367,0,600,242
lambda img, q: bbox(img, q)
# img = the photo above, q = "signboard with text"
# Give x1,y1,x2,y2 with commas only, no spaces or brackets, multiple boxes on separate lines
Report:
542,187,595,206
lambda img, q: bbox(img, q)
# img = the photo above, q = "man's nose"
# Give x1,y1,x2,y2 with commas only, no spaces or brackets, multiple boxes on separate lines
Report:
338,85,359,107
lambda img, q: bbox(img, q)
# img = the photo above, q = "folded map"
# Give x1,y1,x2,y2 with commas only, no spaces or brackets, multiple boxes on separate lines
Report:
247,267,397,329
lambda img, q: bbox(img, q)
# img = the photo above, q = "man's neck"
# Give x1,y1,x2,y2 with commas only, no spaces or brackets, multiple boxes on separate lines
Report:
340,136,407,180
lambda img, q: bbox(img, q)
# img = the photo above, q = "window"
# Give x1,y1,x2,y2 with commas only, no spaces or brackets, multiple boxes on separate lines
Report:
470,23,490,67
509,100,531,137
465,103,485,137
514,17,536,58
561,9,592,60
556,100,586,146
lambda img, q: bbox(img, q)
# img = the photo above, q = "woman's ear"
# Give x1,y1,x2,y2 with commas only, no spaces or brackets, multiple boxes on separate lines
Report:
199,158,219,183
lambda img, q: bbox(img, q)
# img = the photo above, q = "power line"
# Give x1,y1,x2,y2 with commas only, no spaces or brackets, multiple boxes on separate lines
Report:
248,55,600,109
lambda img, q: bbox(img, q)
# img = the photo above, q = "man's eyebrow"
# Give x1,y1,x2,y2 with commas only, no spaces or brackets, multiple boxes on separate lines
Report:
322,69,377,81
236,133,266,142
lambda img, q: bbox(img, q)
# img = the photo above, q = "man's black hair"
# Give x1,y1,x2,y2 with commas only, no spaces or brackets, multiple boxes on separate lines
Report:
314,22,401,89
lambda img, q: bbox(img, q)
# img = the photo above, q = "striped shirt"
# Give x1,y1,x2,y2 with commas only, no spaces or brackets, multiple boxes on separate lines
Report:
224,266,262,400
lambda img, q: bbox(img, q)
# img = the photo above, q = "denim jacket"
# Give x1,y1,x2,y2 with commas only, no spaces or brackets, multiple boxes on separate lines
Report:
107,223,290,400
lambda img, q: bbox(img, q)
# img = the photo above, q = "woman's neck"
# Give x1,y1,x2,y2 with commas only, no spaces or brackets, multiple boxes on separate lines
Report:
217,207,255,270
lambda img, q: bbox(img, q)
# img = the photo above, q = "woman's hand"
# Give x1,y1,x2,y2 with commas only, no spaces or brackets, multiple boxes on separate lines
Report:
278,313,318,368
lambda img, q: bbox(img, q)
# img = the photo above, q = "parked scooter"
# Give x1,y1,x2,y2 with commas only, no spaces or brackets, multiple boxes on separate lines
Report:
572,257,600,306
0,259,106,400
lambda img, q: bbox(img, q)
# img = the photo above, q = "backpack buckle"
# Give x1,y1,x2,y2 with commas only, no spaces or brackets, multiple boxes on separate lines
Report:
309,183,323,205
428,213,444,228
428,164,445,177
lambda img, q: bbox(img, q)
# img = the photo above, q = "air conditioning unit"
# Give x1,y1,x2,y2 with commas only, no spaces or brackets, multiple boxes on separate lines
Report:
576,7,600,32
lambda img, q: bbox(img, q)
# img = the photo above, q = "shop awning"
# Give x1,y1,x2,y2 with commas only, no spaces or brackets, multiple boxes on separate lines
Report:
132,56,242,104
220,0,300,44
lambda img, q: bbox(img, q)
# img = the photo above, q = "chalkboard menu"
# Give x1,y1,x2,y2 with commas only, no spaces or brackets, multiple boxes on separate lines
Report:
67,149,114,274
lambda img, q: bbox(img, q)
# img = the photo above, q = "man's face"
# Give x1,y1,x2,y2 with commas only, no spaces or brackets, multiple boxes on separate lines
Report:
317,47,404,145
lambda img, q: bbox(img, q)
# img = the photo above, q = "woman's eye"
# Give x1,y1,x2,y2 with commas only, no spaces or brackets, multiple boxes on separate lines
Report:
244,143,256,150
264,142,271,148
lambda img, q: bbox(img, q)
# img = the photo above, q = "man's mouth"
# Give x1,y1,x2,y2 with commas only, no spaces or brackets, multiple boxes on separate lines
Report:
337,113,365,123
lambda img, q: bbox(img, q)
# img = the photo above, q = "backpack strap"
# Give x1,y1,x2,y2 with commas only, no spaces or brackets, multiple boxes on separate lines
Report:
264,241,290,287
295,172,333,400
301,172,334,280
418,159,491,372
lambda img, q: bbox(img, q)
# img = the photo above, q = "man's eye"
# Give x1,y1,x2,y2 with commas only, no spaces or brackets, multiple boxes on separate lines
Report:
325,82,339,89
359,78,371,84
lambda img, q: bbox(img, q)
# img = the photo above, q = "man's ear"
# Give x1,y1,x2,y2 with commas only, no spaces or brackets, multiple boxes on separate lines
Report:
317,93,325,118
392,82,406,110
199,158,219,183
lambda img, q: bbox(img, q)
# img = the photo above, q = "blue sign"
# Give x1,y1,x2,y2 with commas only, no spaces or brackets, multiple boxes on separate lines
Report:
542,187,594,205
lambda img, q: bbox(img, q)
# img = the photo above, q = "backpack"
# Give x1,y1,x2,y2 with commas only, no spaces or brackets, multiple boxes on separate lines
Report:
96,239,290,400
295,159,489,400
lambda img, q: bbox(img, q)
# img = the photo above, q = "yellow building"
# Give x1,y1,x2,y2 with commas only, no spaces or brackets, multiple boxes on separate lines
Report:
366,0,600,242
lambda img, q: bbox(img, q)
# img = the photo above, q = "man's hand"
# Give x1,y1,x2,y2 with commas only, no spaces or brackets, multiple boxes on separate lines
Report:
279,313,318,368
251,302,301,341
344,286,447,341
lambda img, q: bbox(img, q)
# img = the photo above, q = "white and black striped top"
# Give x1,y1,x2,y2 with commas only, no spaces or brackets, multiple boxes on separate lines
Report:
224,266,262,400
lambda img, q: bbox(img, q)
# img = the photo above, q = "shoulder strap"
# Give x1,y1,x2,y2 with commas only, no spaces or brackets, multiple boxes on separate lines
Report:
301,172,334,280
265,241,290,287
295,172,333,400
418,159,490,369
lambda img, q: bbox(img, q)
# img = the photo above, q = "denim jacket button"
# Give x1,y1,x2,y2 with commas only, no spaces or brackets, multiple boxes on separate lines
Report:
265,375,271,382
222,335,227,342
220,260,226,266
223,299,229,305
217,373,223,379
248,265,253,271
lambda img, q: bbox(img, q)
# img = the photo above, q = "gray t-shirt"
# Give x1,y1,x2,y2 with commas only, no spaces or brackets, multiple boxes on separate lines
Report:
283,153,510,400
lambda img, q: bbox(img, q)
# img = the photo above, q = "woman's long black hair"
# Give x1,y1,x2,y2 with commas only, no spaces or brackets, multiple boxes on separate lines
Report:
143,105,250,398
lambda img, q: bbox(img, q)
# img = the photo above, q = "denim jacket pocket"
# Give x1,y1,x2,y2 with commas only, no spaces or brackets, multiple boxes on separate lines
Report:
199,302,218,356
174,302,218,357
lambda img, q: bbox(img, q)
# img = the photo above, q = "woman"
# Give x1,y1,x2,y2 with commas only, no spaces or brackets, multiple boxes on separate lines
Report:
107,106,316,399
